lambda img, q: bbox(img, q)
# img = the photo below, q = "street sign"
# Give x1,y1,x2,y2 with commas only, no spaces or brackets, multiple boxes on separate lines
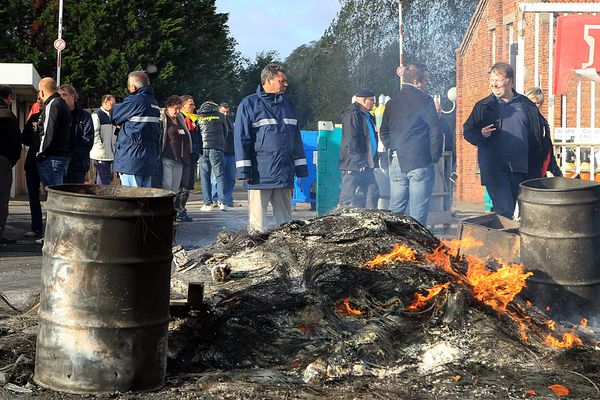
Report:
53,38,66,51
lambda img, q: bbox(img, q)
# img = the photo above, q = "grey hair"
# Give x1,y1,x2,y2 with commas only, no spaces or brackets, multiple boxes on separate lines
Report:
127,71,150,90
525,87,544,105
260,63,286,84
58,84,79,101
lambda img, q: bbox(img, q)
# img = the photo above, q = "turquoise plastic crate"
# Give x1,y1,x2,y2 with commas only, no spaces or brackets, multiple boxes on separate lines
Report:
316,124,343,216
484,187,493,212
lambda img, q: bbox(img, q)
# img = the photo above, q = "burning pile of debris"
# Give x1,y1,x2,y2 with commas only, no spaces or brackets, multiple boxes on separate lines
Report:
168,208,600,399
0,207,599,398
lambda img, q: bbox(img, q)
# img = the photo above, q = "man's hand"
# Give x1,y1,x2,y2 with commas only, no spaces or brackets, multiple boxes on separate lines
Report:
481,124,495,138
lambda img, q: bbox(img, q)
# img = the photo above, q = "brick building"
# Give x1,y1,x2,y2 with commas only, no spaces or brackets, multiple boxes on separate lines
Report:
456,0,600,203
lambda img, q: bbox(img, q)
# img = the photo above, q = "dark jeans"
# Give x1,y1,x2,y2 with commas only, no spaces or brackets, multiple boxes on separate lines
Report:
25,167,43,233
199,148,225,205
338,169,379,208
93,160,113,185
486,171,527,218
38,156,70,188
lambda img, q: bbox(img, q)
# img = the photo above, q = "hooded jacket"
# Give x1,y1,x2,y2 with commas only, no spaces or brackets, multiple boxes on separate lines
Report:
339,102,378,171
463,91,544,185
197,102,226,152
111,86,161,176
0,98,22,166
234,85,308,189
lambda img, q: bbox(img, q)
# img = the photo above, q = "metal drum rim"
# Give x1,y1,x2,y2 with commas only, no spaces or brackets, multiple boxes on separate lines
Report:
33,377,165,395
520,177,600,193
46,184,175,200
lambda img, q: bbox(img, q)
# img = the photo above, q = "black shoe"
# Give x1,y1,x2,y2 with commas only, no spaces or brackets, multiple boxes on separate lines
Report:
176,214,193,222
0,237,16,244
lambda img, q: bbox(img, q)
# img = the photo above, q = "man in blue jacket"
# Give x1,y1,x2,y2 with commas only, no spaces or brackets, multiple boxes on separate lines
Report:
463,62,544,218
234,63,308,233
380,63,443,225
111,71,161,188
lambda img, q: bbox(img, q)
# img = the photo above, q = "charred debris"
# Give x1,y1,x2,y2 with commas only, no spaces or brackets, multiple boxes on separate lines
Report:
0,208,599,399
168,208,600,398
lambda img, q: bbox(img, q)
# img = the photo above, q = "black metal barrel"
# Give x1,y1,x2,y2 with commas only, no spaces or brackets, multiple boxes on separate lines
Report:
519,177,600,322
34,185,175,394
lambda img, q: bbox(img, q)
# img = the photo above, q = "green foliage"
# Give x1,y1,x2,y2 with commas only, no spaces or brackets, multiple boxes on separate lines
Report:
0,0,240,107
282,0,477,129
233,51,281,107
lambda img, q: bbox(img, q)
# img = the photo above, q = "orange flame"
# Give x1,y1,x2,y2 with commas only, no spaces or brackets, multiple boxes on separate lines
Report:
406,282,451,311
544,330,583,349
364,237,584,349
441,237,483,257
344,298,365,316
545,320,556,331
364,243,416,269
548,384,570,397
336,298,365,316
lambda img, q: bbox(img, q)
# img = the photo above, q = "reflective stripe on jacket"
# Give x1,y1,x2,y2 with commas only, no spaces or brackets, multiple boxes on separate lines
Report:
111,86,161,176
234,85,308,189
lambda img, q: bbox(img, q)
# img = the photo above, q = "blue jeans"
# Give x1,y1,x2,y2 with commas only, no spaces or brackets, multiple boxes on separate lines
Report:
38,156,70,188
120,174,152,188
199,148,225,205
212,155,236,206
93,160,113,185
338,169,379,208
25,167,43,233
486,171,527,218
389,155,434,225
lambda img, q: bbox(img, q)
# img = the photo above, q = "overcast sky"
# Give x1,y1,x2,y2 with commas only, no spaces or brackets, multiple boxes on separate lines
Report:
215,1,341,60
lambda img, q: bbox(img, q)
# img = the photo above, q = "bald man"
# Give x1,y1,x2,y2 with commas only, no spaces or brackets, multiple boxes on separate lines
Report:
37,77,71,188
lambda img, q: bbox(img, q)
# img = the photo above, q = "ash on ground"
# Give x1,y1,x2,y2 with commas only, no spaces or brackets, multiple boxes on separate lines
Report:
1,208,599,399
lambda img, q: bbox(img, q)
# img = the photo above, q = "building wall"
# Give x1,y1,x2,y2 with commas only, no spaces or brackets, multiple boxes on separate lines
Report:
456,0,600,203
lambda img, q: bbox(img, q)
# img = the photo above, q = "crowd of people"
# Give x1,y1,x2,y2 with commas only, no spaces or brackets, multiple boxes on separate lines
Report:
0,61,563,244
0,70,241,243
338,61,560,224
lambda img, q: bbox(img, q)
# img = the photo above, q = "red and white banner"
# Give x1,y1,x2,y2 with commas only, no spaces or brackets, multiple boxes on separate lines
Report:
554,15,600,95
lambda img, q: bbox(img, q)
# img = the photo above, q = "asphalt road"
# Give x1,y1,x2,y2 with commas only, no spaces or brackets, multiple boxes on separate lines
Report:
0,187,317,310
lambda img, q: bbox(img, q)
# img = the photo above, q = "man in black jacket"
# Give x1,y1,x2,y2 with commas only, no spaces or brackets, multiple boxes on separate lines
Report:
463,62,544,218
59,84,94,183
338,89,379,208
198,101,227,211
37,77,71,188
380,63,442,225
0,85,22,244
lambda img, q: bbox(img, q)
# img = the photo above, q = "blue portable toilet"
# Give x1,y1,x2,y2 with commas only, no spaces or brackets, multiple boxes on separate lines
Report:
316,122,343,216
292,130,318,209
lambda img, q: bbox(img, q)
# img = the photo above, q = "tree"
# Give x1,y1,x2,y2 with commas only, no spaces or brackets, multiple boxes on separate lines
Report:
233,51,281,106
0,0,241,107
282,0,478,128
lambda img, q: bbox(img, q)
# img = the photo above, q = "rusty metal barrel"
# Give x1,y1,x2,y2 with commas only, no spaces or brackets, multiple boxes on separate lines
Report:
34,185,175,394
519,177,600,321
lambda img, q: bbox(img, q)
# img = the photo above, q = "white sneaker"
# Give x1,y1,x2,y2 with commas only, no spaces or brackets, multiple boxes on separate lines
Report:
219,203,228,211
200,204,213,212
35,237,44,245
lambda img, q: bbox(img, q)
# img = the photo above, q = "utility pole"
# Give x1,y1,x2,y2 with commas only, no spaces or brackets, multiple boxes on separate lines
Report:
398,0,404,86
56,0,64,85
